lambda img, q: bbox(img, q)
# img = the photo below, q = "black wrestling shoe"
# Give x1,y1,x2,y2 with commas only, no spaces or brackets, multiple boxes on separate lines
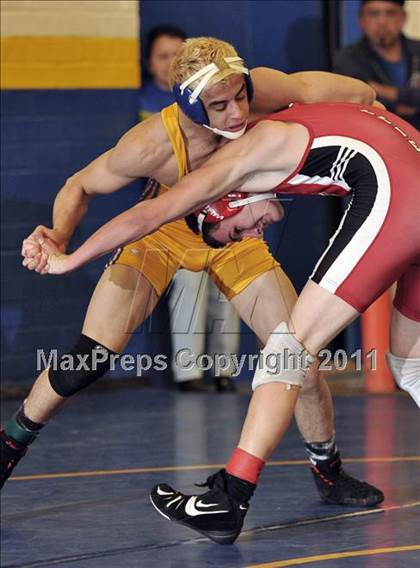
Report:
311,453,384,507
150,469,254,544
0,429,28,489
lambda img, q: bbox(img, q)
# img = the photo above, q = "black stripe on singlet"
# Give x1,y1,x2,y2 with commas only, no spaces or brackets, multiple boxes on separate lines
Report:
311,152,379,284
299,146,342,179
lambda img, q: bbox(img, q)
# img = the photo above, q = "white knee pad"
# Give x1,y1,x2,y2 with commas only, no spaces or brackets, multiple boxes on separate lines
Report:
252,322,315,391
387,353,420,408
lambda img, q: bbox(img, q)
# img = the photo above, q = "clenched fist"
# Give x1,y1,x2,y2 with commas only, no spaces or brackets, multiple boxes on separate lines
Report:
21,225,67,275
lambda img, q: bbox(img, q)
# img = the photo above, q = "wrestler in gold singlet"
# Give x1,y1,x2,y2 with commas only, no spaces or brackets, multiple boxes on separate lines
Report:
111,103,282,299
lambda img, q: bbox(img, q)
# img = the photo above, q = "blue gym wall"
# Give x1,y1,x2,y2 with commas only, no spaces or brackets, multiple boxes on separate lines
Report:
2,0,334,386
341,0,363,46
1,90,140,383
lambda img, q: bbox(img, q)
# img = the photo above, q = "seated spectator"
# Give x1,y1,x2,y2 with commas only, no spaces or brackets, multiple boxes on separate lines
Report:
138,25,186,121
334,0,420,128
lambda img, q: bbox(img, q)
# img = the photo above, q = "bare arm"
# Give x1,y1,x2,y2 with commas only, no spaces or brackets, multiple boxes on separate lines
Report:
22,117,164,272
50,149,138,247
250,67,376,115
46,122,305,273
53,149,259,271
54,116,167,241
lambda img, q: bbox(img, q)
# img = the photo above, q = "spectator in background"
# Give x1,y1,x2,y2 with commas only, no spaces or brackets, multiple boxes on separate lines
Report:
139,27,239,392
138,25,186,121
334,0,420,128
169,269,239,392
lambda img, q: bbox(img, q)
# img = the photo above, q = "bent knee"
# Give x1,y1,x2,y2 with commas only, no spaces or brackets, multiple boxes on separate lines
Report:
252,322,315,390
387,352,420,408
49,335,118,397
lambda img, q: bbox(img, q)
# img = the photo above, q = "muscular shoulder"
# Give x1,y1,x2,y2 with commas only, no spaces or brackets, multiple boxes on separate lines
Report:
250,67,297,115
248,119,297,147
108,113,173,178
246,119,309,172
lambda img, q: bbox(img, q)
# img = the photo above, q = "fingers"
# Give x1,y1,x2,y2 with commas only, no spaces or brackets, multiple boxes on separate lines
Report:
22,226,66,265
35,251,49,273
22,226,49,255
21,234,61,275
22,232,42,252
23,236,56,256
22,250,49,272
26,226,46,245
22,253,41,271
22,239,41,258
21,227,60,275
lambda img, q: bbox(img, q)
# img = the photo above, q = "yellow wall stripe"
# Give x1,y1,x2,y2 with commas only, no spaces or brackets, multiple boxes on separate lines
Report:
1,37,140,89
246,545,420,568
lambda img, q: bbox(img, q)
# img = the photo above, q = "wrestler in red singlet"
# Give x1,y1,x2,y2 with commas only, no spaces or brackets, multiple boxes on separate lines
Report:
254,103,420,320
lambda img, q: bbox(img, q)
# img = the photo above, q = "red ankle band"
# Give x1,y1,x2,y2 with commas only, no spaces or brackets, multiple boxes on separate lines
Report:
226,447,265,484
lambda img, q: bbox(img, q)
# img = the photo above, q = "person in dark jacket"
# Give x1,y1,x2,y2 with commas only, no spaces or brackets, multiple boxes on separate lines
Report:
334,0,420,128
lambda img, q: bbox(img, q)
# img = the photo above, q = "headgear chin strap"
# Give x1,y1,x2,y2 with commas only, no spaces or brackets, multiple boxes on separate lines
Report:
173,56,253,139
203,124,247,140
195,192,276,233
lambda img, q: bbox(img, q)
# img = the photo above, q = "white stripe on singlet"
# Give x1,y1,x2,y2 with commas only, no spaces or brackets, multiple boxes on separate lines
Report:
288,173,351,192
308,136,391,293
289,146,358,193
334,147,357,182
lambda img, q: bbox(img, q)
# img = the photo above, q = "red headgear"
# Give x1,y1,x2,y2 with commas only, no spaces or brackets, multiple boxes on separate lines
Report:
194,192,276,233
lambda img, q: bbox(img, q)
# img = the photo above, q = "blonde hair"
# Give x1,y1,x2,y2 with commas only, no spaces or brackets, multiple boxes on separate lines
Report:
168,37,245,90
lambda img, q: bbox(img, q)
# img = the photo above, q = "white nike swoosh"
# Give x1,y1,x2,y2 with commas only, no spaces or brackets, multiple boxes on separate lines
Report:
156,486,174,496
185,496,229,517
239,504,248,510
196,500,221,508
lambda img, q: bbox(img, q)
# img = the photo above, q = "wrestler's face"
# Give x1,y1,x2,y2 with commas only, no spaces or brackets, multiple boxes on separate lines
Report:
149,35,184,90
360,1,406,49
209,198,284,246
201,74,250,135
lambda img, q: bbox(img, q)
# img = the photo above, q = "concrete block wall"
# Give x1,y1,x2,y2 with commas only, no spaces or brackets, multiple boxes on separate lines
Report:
2,0,354,386
1,89,141,384
1,0,141,385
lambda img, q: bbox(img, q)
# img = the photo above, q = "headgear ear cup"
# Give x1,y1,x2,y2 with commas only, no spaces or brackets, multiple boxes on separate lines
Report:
194,192,276,232
172,57,253,127
244,74,253,102
173,77,254,127
172,84,210,125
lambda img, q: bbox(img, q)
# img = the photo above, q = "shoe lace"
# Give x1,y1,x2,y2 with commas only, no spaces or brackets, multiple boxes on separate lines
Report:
195,469,226,490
